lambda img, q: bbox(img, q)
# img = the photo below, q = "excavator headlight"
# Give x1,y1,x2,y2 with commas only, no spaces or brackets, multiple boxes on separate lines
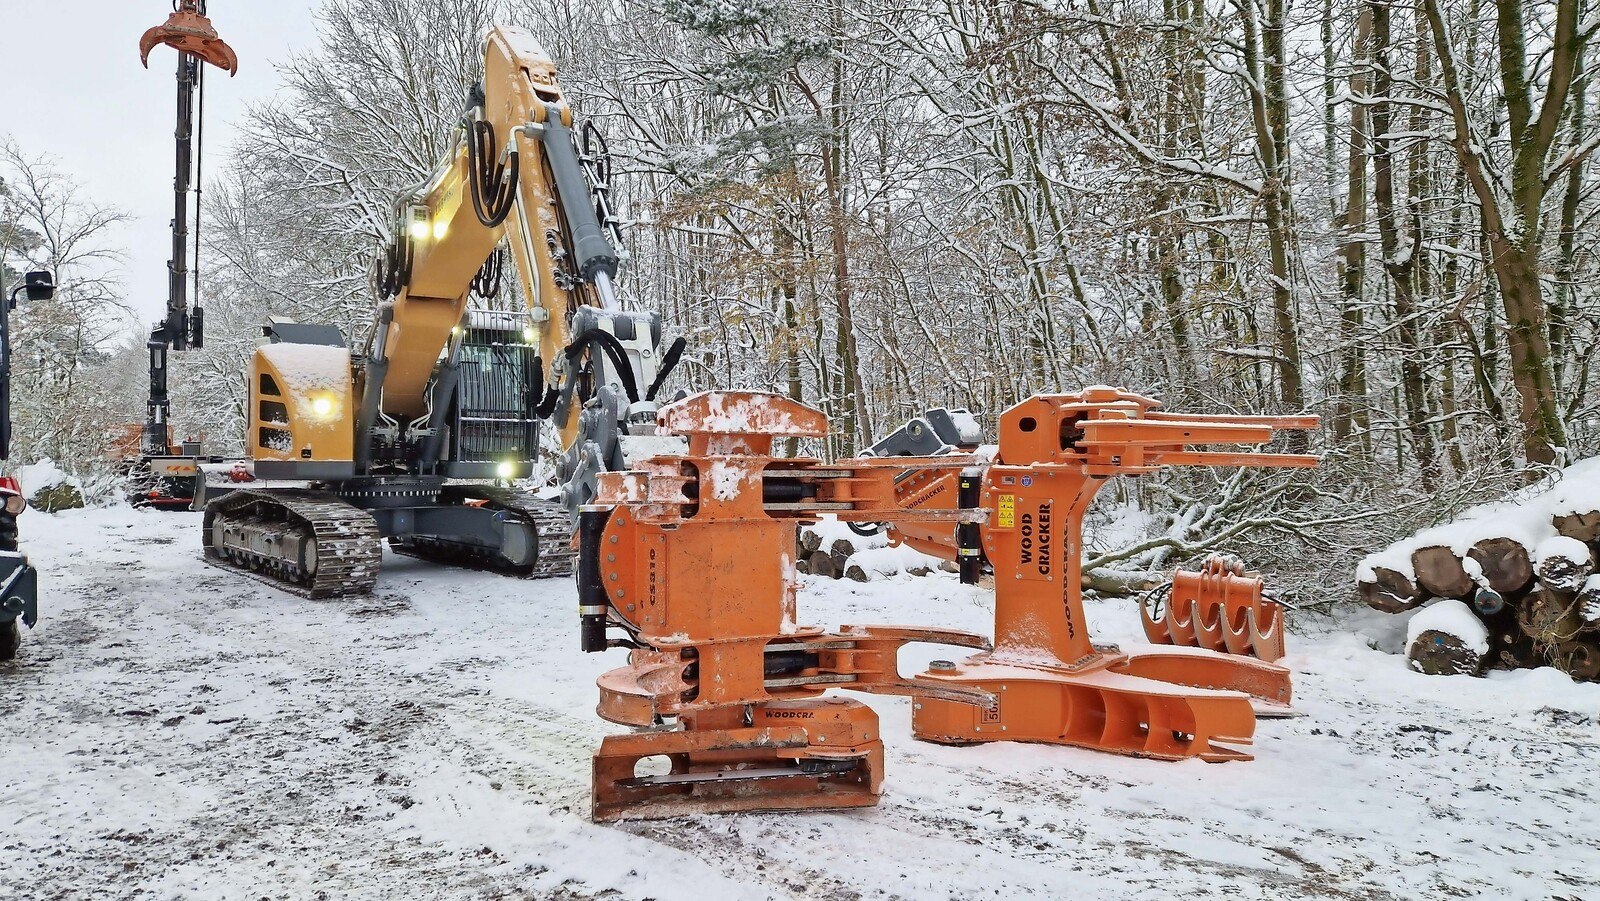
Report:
310,395,337,418
432,219,449,240
496,461,515,480
2,494,25,515
521,327,537,343
406,204,430,241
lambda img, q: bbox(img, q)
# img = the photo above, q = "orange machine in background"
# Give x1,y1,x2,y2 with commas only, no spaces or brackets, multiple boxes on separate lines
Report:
139,1,238,74
581,387,1319,820
1142,554,1289,663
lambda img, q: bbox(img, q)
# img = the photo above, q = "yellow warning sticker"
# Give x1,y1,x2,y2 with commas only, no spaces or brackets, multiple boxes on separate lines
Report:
997,494,1016,528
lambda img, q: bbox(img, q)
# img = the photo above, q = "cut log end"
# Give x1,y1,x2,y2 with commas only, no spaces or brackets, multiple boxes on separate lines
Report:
1467,537,1533,594
1407,630,1484,677
1411,545,1471,599
1553,509,1600,543
1518,587,1584,647
1577,577,1600,626
807,550,838,579
1359,567,1422,613
799,528,824,554
1535,538,1594,594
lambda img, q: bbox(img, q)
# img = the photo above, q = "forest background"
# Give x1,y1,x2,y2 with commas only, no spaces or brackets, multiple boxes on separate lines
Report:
2,0,1592,601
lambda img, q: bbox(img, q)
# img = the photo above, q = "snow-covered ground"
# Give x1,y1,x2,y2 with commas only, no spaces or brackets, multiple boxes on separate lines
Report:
3,507,1598,900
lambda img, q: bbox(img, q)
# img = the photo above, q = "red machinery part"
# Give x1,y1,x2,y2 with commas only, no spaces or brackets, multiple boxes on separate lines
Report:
139,1,238,75
1142,554,1289,665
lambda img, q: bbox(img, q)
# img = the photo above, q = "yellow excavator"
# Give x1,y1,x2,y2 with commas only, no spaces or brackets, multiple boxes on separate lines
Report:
200,26,684,597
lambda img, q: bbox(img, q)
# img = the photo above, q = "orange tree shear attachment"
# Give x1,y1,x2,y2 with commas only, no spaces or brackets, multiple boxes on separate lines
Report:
580,391,994,821
581,387,1319,819
894,387,1317,759
140,1,238,74
1142,554,1288,665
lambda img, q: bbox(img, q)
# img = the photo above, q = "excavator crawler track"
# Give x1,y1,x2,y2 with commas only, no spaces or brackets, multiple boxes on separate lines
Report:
388,485,576,579
202,489,382,598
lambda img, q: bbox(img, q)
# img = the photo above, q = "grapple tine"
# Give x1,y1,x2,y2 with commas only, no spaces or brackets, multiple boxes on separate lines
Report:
1150,557,1290,663
1238,602,1287,662
1114,646,1293,710
915,665,1260,762
591,710,884,822
1165,596,1200,647
1191,597,1227,650
1139,594,1167,644
139,2,238,75
137,29,162,67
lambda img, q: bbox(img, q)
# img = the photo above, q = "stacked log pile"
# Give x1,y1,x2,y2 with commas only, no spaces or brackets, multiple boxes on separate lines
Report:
794,518,1160,594
794,522,952,582
1357,460,1600,679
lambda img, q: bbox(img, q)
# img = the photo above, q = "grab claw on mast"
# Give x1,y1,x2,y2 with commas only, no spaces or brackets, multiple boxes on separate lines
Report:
139,1,239,75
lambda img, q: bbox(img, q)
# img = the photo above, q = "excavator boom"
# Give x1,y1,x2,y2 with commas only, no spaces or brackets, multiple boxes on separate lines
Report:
200,26,675,597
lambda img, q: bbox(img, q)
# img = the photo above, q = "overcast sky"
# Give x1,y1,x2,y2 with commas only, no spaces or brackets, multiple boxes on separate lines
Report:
0,0,321,325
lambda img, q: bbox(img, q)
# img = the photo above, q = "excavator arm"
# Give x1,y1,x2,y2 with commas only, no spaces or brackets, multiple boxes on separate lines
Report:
207,26,681,597
360,25,676,501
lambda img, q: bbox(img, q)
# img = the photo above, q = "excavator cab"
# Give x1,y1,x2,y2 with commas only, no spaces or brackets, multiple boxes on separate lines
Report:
446,310,540,477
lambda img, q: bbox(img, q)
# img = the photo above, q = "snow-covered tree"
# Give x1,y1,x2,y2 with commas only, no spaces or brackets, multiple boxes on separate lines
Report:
0,140,138,480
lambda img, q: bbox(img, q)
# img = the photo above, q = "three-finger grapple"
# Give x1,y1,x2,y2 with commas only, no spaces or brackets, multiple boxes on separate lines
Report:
139,1,238,75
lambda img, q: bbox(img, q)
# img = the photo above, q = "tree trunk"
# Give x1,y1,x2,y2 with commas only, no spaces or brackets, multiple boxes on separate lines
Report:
1553,64,1586,398
776,203,803,458
1244,0,1304,411
821,0,870,453
1334,3,1372,446
1371,0,1438,487
1423,0,1582,466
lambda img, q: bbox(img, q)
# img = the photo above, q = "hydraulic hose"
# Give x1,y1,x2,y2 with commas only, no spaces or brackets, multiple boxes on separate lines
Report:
372,229,414,300
528,328,641,422
471,246,504,299
645,336,686,402
564,329,639,404
467,119,518,228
